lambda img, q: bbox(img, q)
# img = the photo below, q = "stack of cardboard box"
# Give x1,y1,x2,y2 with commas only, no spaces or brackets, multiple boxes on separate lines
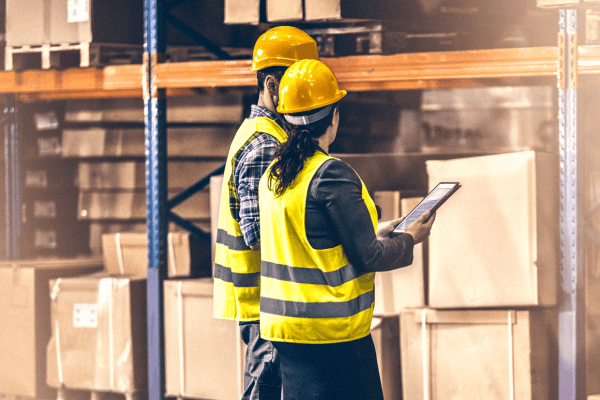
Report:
45,229,214,399
372,151,561,400
403,151,559,400
0,258,103,399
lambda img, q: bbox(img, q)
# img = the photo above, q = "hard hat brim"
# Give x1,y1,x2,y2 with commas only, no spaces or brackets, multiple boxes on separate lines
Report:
277,90,347,114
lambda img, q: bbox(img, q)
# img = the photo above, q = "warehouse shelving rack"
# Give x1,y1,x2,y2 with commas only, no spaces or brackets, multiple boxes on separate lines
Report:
1,0,599,398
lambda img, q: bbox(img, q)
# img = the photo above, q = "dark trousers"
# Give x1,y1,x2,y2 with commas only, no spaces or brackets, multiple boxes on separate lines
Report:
273,334,384,400
240,321,282,400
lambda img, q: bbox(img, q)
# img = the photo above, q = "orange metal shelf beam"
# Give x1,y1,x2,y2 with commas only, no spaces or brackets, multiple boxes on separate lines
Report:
155,47,560,91
3,45,600,99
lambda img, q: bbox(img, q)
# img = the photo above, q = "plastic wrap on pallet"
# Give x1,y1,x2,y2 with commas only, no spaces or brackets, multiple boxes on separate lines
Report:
46,275,148,396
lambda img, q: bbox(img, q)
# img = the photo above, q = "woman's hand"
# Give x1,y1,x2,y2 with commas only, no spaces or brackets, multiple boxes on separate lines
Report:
376,216,406,240
404,211,436,245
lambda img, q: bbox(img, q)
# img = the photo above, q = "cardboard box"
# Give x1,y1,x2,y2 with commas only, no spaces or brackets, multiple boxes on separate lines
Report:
587,314,600,396
426,151,559,308
400,308,558,400
0,258,103,398
78,161,225,190
373,193,427,314
102,232,211,278
63,127,234,158
210,175,224,272
225,0,260,24
267,0,303,22
77,190,210,220
370,316,402,400
164,278,244,399
304,0,554,23
46,275,147,396
64,96,243,124
6,0,142,46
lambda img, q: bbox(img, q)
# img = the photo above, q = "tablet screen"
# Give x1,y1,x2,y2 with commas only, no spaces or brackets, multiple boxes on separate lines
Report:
393,182,460,234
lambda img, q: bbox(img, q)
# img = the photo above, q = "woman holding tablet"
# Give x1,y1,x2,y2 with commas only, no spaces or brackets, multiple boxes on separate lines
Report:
257,59,435,400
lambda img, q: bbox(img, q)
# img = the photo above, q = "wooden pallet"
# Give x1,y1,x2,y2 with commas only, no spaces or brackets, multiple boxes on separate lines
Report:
0,394,54,400
55,388,145,400
5,43,144,71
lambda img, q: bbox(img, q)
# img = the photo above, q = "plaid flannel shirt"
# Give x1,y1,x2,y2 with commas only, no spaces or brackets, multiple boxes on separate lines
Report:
230,105,284,247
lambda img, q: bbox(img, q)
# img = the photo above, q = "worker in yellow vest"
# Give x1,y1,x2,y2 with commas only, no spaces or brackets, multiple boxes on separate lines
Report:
258,59,436,400
213,27,319,400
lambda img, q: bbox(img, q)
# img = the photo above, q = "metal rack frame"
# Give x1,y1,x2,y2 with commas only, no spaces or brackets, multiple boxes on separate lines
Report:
1,3,597,399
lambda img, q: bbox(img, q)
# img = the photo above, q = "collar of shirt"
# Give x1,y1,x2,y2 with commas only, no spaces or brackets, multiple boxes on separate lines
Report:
249,104,285,131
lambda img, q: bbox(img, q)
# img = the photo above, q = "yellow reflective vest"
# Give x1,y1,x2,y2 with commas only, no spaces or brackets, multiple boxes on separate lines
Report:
258,150,379,344
213,117,287,321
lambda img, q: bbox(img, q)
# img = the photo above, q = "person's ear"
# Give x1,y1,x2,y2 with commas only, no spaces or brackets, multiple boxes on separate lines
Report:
266,76,277,94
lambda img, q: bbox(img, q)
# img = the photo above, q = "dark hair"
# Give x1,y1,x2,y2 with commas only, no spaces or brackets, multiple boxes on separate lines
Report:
257,66,287,92
268,105,337,197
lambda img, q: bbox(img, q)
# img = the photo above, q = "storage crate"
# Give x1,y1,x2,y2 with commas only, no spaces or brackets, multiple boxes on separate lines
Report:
400,308,558,400
164,278,244,399
373,193,427,314
46,275,148,398
426,151,559,308
0,258,103,398
102,232,211,278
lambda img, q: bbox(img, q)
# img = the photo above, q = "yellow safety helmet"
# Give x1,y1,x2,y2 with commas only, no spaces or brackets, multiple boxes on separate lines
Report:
277,59,347,116
251,26,319,71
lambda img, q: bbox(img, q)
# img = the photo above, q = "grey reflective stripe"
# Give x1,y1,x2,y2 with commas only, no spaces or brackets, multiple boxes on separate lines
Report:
216,229,250,251
261,261,363,287
260,290,374,319
214,263,233,283
284,105,333,125
214,263,260,288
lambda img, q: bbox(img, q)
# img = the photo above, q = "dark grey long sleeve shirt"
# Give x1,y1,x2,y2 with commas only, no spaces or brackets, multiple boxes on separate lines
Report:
305,153,414,273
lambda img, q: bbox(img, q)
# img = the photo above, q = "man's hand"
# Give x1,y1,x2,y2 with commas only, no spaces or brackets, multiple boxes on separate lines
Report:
404,211,436,245
250,241,261,251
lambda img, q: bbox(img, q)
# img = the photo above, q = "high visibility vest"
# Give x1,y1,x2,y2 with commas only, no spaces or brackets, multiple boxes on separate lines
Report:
213,117,287,321
258,151,379,344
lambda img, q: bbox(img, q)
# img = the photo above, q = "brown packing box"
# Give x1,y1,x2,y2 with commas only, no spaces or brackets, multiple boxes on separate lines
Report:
370,316,402,400
267,0,303,22
426,151,559,308
164,279,244,399
6,0,142,47
373,192,427,314
64,96,243,124
587,314,600,396
400,308,558,400
0,258,103,398
210,175,224,272
62,127,235,157
6,0,45,46
224,0,260,24
78,161,225,190
102,232,211,278
46,275,147,395
78,190,210,220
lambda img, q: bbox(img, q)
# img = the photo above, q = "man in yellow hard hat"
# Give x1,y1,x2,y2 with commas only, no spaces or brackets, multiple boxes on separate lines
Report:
213,26,319,400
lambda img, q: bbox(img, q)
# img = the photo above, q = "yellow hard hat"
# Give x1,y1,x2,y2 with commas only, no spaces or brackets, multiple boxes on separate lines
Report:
277,59,347,115
251,26,319,71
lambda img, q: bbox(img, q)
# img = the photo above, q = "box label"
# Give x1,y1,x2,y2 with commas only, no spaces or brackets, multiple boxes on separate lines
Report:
33,200,57,218
35,112,59,131
38,137,62,156
73,303,98,328
25,170,48,188
34,229,57,249
68,0,90,23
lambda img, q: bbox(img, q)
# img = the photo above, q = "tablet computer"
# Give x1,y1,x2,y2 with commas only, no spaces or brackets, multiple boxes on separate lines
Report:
392,182,461,235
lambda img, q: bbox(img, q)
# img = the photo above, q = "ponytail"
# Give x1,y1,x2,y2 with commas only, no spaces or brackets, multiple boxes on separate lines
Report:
268,105,336,197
